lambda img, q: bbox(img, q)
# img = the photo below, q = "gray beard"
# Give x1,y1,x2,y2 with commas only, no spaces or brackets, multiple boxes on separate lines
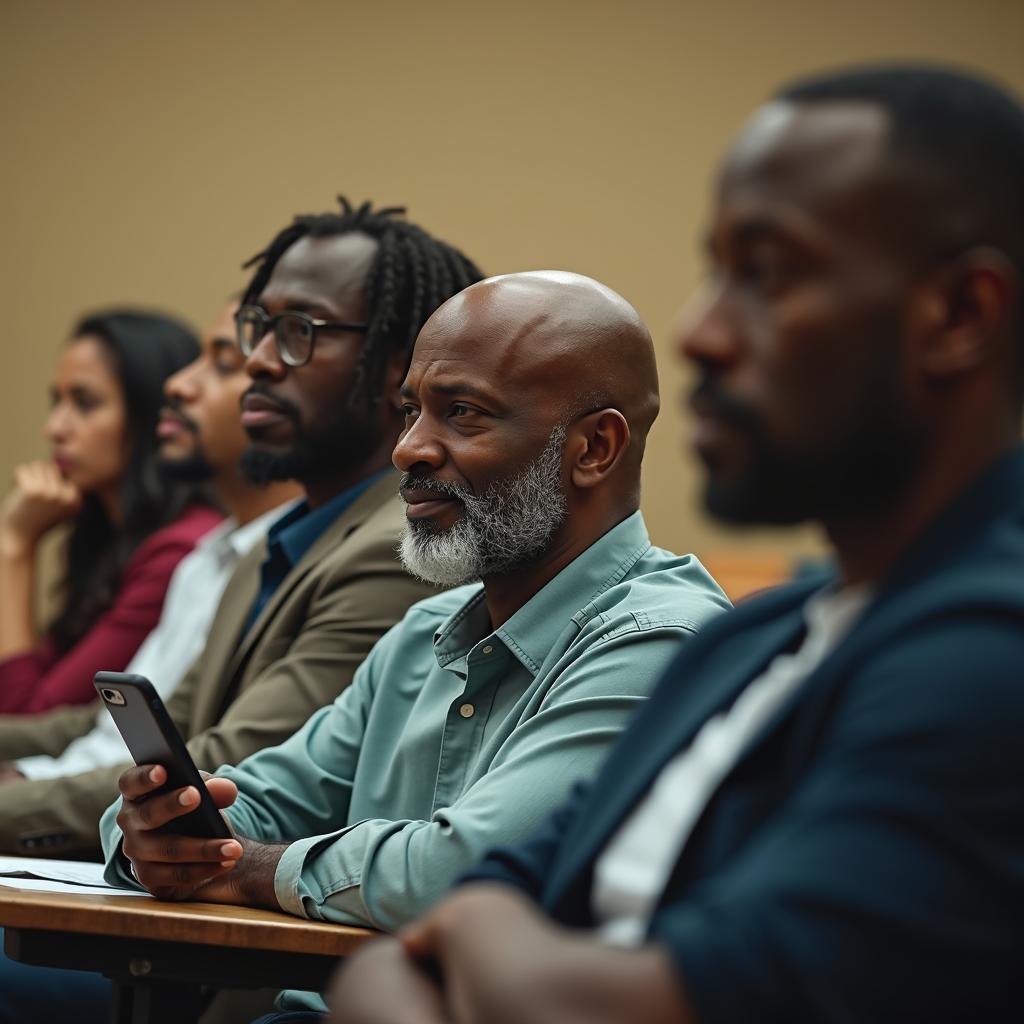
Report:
399,424,569,588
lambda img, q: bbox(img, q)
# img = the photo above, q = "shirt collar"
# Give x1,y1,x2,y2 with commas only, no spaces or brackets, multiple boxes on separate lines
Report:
434,511,652,676
268,469,390,570
228,498,304,558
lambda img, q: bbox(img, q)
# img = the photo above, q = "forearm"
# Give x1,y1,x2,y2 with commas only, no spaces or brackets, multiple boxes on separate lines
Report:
401,887,697,1024
511,939,695,1024
0,701,100,761
0,546,37,660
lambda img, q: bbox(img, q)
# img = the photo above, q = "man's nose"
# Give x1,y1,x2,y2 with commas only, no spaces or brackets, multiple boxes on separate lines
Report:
674,280,741,370
393,417,445,473
165,362,200,402
244,330,286,381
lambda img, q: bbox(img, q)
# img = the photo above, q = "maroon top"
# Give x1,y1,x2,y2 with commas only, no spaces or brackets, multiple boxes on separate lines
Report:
0,504,224,715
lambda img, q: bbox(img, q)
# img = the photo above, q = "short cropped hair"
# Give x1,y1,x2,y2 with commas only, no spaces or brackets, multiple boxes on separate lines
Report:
779,64,1024,299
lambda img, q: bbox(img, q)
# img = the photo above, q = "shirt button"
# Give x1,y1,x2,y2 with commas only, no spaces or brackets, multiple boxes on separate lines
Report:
482,645,493,654
460,703,475,718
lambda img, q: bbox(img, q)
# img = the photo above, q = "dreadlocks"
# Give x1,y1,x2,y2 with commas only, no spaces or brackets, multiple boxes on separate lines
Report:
241,197,484,404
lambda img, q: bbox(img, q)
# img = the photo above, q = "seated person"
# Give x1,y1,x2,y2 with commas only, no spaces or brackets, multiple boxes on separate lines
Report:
0,199,476,858
330,65,1024,1024
103,270,732,1015
0,200,479,1024
0,310,223,713
0,301,302,810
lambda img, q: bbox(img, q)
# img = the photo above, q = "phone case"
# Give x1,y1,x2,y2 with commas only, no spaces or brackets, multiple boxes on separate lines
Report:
94,672,232,840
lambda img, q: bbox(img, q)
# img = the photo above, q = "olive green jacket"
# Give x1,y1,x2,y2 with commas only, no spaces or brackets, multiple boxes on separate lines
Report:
0,472,436,854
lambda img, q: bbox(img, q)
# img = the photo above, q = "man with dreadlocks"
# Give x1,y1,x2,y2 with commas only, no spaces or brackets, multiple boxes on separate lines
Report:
103,270,730,1017
0,200,480,1024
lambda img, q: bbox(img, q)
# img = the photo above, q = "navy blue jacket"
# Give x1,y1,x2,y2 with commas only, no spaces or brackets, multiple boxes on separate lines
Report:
465,447,1024,1023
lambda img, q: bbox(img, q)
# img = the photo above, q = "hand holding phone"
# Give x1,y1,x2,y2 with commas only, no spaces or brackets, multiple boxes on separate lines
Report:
97,672,247,901
114,760,245,901
95,672,232,839
97,672,290,906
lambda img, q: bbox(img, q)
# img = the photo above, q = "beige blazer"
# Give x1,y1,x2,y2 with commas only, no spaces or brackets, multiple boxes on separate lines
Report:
0,472,438,854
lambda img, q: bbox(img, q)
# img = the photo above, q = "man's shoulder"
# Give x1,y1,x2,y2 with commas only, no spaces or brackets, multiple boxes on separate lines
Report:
127,505,226,567
586,547,732,637
301,486,410,577
355,584,482,669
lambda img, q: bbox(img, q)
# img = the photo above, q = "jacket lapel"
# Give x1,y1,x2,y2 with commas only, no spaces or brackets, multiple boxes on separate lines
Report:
543,587,813,908
212,472,400,712
546,451,1024,913
186,541,265,736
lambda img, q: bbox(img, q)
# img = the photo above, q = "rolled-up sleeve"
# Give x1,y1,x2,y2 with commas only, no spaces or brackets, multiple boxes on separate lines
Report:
276,620,692,932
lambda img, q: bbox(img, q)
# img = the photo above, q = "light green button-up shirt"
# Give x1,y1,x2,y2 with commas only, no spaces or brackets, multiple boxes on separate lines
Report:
102,512,729,936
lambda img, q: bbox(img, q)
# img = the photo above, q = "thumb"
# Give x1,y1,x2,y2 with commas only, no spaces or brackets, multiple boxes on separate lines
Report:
203,776,238,809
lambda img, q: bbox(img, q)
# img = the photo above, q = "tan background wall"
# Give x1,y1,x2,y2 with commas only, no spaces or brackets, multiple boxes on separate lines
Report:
1,0,1022,581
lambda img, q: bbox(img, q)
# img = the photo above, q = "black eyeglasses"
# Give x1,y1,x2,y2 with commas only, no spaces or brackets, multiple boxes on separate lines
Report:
235,304,369,367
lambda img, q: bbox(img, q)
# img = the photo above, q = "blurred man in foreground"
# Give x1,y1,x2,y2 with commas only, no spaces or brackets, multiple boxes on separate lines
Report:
331,66,1024,1024
103,271,730,1015
1,200,479,1024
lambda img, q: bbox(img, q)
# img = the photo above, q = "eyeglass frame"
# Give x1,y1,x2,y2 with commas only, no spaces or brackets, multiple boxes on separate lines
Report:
234,304,370,367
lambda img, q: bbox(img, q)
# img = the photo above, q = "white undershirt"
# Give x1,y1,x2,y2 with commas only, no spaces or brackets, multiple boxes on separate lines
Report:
16,500,299,781
592,583,874,947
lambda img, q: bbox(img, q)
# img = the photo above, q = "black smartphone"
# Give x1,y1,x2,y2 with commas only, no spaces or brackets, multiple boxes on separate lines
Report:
94,672,232,840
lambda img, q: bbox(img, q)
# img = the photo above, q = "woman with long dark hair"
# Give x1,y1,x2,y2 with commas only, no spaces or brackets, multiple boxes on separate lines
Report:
0,311,223,714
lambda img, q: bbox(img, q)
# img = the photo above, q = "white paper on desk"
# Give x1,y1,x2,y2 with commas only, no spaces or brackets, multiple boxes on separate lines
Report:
0,876,150,897
0,855,150,896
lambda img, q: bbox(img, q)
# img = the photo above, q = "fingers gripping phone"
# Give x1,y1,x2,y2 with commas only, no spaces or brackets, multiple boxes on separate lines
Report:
94,672,232,840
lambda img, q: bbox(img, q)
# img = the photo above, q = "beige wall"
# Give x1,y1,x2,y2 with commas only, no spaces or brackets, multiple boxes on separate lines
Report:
1,0,1022,571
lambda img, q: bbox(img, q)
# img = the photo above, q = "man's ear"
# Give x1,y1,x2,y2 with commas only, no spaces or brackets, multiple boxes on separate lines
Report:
916,247,1017,379
567,409,630,490
382,349,409,413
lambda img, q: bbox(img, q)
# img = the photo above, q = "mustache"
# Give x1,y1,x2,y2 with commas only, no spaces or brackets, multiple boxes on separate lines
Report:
398,474,474,501
241,382,302,423
688,375,761,430
161,400,199,435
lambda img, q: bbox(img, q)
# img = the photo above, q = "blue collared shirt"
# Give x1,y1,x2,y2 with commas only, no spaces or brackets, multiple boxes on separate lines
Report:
214,512,728,936
101,511,730,1012
245,469,391,631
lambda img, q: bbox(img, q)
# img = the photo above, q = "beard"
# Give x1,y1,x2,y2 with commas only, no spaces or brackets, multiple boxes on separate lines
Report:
239,383,381,487
399,423,569,588
697,324,926,526
155,407,215,483
156,449,215,483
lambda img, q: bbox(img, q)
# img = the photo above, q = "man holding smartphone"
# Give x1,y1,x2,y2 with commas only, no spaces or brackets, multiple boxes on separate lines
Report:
0,201,483,1024
102,270,731,1016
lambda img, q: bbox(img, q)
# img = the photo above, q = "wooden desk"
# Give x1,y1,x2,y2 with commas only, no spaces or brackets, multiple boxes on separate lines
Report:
0,887,376,1024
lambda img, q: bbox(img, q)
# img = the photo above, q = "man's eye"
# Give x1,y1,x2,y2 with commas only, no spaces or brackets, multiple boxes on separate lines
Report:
401,405,418,418
452,404,471,417
741,248,795,295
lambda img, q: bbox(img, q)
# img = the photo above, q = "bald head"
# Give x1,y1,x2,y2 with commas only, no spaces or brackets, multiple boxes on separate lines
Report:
419,271,660,465
395,271,660,598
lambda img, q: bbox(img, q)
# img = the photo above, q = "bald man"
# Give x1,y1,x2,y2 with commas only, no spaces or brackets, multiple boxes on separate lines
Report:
98,271,730,1012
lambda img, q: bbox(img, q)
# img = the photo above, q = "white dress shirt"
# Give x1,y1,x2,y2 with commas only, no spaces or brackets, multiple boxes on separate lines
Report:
16,500,298,781
592,583,874,947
